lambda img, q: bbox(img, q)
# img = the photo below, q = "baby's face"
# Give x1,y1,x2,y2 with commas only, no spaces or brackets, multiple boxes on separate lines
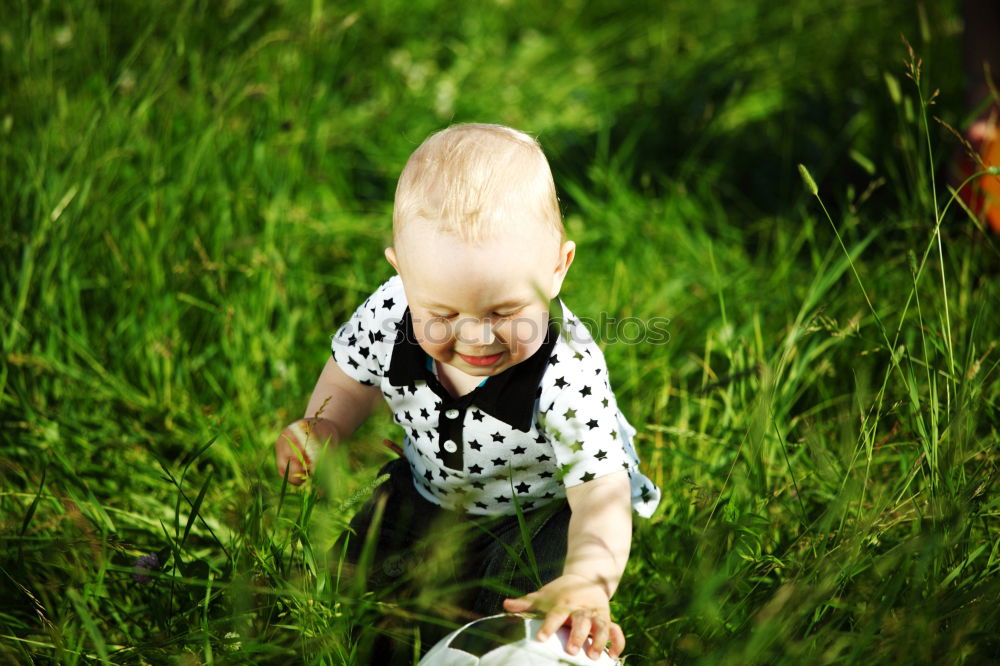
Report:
387,221,573,379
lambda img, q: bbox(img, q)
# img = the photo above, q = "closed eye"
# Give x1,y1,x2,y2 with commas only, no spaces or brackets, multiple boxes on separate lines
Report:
492,308,524,319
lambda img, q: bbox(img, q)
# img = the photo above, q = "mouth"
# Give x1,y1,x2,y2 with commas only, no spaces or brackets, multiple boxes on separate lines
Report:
458,352,504,367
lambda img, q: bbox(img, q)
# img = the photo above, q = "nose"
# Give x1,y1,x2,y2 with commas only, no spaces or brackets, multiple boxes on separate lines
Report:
455,317,496,346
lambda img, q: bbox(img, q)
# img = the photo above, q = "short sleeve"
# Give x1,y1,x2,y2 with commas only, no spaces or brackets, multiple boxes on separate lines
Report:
330,277,406,386
537,324,633,488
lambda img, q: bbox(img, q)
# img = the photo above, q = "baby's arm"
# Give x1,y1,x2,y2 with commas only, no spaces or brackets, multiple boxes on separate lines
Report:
503,469,632,659
274,356,382,484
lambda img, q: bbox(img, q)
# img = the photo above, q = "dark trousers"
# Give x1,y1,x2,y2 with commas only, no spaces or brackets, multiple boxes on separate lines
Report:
334,458,570,661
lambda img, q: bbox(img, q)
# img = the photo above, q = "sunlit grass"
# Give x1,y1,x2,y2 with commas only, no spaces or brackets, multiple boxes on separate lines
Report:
2,0,998,664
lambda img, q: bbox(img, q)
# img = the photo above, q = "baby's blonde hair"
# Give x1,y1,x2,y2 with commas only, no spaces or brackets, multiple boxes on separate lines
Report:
393,123,563,243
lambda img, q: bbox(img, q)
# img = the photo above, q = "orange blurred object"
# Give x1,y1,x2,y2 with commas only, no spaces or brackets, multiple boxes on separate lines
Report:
957,133,1000,233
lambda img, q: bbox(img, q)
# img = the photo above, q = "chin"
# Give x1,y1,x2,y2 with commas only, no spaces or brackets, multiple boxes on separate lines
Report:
461,363,504,375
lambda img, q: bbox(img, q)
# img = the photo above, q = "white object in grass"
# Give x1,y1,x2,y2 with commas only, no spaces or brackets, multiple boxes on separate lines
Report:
419,614,619,666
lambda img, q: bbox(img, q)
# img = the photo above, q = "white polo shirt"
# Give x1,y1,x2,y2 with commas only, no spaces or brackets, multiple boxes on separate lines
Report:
331,276,660,517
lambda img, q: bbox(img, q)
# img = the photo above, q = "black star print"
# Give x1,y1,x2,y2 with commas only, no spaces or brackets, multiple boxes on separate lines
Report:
595,449,608,461
469,439,482,451
491,432,505,443
535,433,547,444
407,385,418,394
563,408,577,420
469,464,483,474
539,470,554,479
471,481,485,490
601,398,609,408
594,368,601,375
512,445,526,455
581,471,596,482
515,481,531,494
361,379,374,386
420,408,430,419
438,469,450,480
471,410,484,422
475,501,488,510
491,457,506,467
424,470,433,483
495,495,511,503
522,502,535,511
610,429,618,440
586,419,599,430
403,410,411,421
641,485,652,501
372,330,385,342
382,390,391,398
579,385,592,397
570,440,584,452
542,491,555,499
347,334,357,346
622,461,630,469
548,354,559,366
574,351,584,360
358,346,370,358
383,297,395,309
554,376,568,389
396,387,406,396
347,357,359,369
536,453,551,463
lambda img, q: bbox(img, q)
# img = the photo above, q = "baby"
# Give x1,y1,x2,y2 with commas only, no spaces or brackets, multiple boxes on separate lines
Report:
275,123,660,660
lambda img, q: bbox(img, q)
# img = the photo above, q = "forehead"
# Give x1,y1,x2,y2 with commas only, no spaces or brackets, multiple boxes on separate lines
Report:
395,224,558,308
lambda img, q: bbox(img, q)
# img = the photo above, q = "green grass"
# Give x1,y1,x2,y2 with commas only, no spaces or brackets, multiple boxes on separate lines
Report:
2,0,998,663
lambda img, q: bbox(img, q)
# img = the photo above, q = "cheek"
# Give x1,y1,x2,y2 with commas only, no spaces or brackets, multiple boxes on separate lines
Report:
416,320,454,357
501,315,547,361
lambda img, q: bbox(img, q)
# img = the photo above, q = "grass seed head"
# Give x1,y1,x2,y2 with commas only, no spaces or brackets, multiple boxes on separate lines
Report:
797,164,819,196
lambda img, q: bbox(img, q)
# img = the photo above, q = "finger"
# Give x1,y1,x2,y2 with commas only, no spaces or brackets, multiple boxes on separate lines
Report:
566,611,593,655
608,622,626,659
277,453,307,486
537,609,570,643
281,431,308,459
589,617,611,660
278,428,314,478
502,596,535,613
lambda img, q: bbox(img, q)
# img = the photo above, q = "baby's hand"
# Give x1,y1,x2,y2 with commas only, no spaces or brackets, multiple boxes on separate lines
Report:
502,573,625,660
274,420,322,485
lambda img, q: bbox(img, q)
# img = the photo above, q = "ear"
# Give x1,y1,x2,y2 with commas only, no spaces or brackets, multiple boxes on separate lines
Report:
385,247,401,273
549,240,576,298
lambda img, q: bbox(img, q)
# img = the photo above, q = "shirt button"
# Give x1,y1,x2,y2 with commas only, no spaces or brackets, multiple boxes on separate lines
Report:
444,409,460,419
443,440,458,453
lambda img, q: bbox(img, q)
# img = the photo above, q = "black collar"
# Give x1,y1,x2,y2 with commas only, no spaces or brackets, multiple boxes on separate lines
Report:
387,306,561,432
